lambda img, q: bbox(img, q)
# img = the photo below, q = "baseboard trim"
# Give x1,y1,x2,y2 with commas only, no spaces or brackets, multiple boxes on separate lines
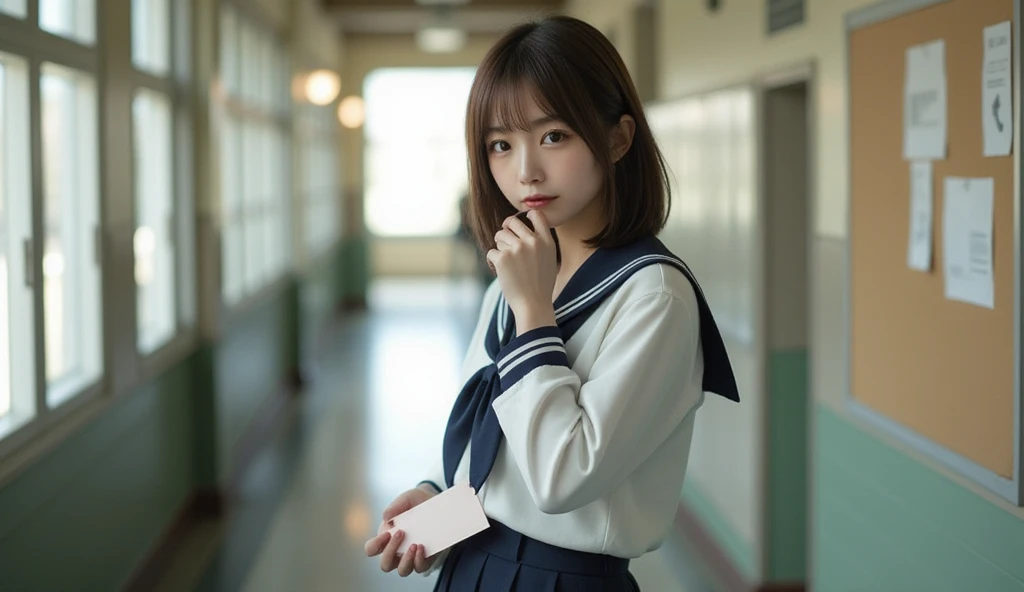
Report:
227,380,299,495
122,488,224,592
674,503,805,592
123,378,297,592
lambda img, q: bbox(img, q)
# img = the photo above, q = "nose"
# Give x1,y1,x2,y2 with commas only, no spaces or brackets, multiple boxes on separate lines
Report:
517,145,544,185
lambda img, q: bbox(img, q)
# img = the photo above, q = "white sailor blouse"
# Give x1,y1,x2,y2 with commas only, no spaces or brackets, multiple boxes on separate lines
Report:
423,235,739,561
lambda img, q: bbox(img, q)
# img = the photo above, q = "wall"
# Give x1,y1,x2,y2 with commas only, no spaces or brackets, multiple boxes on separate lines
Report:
341,34,500,277
568,0,1024,589
656,0,1024,590
0,358,197,590
648,87,766,582
562,0,639,81
0,0,348,586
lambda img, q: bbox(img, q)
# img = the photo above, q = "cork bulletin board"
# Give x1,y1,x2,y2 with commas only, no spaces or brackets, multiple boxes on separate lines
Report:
846,0,1022,503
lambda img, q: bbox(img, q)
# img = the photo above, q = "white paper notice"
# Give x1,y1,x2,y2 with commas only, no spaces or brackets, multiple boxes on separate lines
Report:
983,21,1013,156
942,177,995,309
907,161,933,271
903,39,947,160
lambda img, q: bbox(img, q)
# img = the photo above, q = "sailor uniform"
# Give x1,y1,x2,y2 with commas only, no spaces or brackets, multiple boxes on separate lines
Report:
424,236,739,591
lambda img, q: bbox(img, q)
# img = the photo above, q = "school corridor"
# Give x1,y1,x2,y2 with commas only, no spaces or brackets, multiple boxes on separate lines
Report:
1,0,1024,591
141,278,703,592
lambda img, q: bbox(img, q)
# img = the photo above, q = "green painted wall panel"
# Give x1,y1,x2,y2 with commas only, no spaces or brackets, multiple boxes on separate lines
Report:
341,236,369,302
813,406,1024,592
0,357,196,590
215,286,296,484
766,349,808,581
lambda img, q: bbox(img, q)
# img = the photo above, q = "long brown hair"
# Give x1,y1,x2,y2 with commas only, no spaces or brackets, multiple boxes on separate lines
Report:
464,15,671,253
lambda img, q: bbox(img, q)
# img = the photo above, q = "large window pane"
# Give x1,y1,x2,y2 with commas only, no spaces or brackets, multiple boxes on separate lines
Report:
242,121,263,291
41,63,101,406
40,0,95,45
0,0,26,18
364,68,475,237
219,15,291,305
0,55,35,431
219,5,239,97
132,0,170,76
220,114,243,305
175,109,196,326
133,89,175,354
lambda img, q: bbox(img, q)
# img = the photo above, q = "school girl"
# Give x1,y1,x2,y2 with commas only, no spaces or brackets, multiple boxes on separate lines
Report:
365,15,739,592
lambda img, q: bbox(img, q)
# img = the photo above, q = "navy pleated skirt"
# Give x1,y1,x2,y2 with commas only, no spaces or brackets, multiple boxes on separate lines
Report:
432,520,640,592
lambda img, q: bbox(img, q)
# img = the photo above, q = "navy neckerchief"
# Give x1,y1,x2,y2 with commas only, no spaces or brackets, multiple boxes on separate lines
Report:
442,235,740,490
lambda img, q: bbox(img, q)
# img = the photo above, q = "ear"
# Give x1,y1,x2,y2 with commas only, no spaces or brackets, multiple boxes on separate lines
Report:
610,114,636,163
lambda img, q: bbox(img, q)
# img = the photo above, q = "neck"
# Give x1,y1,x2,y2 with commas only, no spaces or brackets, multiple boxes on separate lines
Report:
552,220,602,298
550,196,606,296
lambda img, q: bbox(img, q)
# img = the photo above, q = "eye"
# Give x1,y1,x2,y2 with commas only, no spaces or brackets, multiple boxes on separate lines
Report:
543,130,568,144
489,140,511,153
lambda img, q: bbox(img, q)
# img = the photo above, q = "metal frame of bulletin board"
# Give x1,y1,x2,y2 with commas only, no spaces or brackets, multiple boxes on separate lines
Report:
845,0,1023,505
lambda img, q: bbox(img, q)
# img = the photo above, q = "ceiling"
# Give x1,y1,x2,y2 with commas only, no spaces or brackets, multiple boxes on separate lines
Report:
320,0,567,34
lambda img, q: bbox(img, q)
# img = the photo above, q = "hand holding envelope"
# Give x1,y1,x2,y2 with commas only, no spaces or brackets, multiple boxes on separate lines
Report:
365,482,491,578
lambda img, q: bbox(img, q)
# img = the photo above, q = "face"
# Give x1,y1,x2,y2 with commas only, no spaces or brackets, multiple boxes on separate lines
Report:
484,92,605,237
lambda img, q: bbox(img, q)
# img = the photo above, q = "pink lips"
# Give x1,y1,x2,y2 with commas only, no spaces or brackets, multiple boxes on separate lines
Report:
523,195,555,209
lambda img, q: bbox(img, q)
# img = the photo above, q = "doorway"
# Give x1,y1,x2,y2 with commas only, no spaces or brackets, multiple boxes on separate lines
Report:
761,76,811,588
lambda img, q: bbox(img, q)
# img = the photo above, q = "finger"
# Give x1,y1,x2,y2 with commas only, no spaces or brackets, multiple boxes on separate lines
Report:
397,543,418,577
365,532,390,557
527,210,553,242
494,229,517,249
382,498,410,523
485,249,500,273
504,213,534,239
380,529,404,572
414,545,433,573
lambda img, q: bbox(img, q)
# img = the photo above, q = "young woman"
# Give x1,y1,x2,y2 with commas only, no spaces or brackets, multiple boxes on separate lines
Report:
366,15,739,591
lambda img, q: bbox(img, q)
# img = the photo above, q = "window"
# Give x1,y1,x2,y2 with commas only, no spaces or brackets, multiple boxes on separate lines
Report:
218,5,291,306
0,0,26,18
298,103,340,255
0,54,35,433
40,63,101,407
40,0,95,45
132,89,175,354
132,0,170,76
131,0,195,355
364,68,476,237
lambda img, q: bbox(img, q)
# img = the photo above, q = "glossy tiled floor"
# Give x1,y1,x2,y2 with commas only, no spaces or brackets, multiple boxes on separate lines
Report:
174,277,700,592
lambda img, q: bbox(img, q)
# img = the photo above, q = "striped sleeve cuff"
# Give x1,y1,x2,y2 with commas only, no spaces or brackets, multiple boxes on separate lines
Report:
495,326,569,391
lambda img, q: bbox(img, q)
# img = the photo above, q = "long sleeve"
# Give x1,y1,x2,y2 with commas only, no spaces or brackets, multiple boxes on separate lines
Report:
490,289,702,515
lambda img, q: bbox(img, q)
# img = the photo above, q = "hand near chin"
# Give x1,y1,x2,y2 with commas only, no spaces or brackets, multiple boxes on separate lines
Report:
487,210,558,330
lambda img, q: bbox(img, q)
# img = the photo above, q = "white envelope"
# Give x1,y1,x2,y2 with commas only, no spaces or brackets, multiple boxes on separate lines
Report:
386,482,490,558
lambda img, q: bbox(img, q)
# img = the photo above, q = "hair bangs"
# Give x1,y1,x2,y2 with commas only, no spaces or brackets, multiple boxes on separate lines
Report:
475,70,562,141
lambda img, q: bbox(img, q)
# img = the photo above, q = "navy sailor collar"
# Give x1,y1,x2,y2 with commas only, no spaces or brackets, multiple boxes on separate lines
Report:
490,235,740,403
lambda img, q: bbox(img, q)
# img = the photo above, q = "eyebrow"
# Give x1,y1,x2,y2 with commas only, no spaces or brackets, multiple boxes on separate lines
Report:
485,115,560,135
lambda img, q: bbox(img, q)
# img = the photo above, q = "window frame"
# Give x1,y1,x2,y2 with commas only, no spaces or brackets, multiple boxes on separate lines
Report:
129,0,199,374
0,0,201,485
0,4,107,470
216,2,294,323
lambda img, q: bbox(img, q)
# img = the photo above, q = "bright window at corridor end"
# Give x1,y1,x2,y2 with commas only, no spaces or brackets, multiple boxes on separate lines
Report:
363,68,476,237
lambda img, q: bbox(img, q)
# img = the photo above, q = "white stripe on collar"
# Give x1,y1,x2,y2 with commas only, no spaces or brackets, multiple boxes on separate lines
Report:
555,254,677,320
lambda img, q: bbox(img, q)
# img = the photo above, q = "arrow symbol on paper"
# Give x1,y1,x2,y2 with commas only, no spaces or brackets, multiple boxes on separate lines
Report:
993,94,1004,132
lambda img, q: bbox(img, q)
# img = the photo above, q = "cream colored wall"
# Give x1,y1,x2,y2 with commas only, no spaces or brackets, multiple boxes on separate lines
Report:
294,0,343,67
562,0,639,79
647,88,766,577
564,0,891,580
342,34,500,276
659,0,875,239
